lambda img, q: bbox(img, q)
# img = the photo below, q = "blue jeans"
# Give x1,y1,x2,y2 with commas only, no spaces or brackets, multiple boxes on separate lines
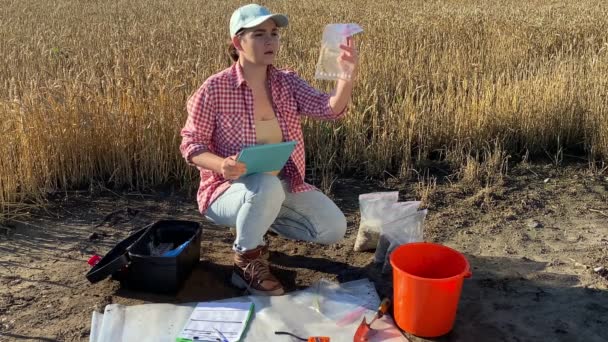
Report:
205,173,347,252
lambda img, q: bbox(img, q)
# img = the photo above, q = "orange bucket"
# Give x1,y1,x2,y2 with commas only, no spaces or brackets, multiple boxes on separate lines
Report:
389,242,472,337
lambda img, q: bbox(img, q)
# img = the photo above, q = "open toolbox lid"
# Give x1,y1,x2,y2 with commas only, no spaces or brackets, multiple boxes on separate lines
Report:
85,226,148,284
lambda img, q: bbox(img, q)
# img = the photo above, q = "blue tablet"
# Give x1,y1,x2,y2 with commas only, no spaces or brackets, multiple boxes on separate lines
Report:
236,141,297,176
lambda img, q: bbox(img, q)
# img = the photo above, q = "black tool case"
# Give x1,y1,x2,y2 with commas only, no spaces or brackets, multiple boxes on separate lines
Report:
86,220,202,293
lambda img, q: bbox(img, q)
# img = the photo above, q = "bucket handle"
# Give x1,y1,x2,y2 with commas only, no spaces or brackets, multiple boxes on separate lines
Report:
463,264,472,279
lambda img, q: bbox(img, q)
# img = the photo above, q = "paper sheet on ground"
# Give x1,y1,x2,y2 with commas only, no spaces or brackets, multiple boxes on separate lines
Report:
176,301,253,342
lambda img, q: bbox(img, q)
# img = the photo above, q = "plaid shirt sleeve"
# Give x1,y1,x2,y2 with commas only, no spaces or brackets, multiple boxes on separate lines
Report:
284,70,347,120
180,81,215,165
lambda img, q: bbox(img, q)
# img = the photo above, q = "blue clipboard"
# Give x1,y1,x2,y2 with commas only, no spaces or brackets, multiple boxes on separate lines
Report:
236,141,297,176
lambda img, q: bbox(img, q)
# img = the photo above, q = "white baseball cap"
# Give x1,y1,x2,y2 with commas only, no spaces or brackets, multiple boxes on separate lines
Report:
229,4,289,38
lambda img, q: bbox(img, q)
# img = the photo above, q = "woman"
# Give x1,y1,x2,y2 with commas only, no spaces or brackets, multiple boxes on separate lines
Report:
180,4,358,296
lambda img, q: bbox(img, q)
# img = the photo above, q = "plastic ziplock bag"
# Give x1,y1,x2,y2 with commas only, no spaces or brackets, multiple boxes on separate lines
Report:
374,209,428,274
315,23,363,81
355,199,421,252
292,278,372,325
353,192,398,252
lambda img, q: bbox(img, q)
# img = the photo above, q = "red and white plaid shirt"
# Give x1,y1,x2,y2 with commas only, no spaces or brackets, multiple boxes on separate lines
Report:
180,63,347,214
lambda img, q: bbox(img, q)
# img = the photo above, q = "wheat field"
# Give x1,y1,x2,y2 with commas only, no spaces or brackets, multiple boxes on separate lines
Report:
1,0,607,220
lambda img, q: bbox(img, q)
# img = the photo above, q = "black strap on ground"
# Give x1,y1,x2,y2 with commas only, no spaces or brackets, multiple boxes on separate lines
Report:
274,331,307,341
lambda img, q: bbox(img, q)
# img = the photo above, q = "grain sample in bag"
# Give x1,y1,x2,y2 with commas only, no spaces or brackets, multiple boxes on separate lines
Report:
353,192,398,252
315,23,363,81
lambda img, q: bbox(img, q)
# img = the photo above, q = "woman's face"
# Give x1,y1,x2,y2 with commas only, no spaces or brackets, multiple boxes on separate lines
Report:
234,19,280,65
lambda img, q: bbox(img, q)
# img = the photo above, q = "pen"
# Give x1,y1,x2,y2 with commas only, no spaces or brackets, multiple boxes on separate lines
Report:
213,328,229,342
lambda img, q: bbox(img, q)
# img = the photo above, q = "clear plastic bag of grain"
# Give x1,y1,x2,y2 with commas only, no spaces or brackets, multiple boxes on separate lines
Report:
315,23,363,81
353,192,398,252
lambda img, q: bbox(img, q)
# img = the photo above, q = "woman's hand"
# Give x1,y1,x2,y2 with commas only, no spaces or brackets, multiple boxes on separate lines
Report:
221,155,247,180
328,36,359,114
338,36,359,81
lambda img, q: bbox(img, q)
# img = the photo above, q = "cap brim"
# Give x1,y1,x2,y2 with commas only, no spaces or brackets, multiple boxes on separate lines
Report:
241,14,289,30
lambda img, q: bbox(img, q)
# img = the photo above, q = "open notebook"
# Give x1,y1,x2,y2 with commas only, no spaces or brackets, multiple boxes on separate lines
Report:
176,301,254,342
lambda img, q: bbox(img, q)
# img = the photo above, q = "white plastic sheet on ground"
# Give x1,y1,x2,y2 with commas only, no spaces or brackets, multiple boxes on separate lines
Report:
90,278,408,342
